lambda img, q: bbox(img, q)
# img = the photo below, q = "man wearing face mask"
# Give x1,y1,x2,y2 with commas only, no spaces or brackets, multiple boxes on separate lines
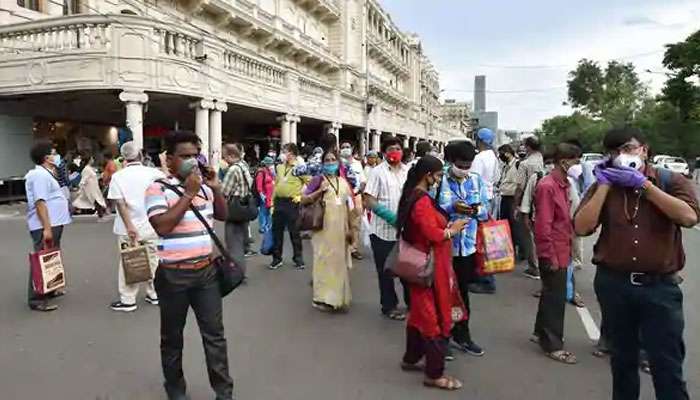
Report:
575,128,699,400
270,143,309,270
497,144,520,254
437,140,490,357
515,136,545,279
340,142,367,260
363,137,411,321
531,143,581,365
145,131,233,400
24,141,73,312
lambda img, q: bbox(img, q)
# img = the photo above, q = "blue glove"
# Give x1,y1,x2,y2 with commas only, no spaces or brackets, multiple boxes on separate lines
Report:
593,164,611,186
599,166,648,189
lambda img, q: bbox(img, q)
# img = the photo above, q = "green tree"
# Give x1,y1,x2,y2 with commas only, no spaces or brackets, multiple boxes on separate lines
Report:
538,112,609,152
567,59,647,124
662,29,700,120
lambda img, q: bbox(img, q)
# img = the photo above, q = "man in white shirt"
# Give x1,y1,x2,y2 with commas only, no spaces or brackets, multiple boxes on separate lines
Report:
363,137,410,320
470,128,500,293
340,141,367,260
107,142,165,312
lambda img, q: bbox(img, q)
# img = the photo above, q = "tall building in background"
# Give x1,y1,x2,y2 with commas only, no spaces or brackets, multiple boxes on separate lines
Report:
474,75,486,112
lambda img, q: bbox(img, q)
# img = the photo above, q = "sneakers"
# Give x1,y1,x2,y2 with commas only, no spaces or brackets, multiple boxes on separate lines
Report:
468,283,496,295
110,301,137,312
269,260,284,270
445,347,455,362
453,340,485,357
294,263,306,270
145,296,159,306
523,267,541,280
244,250,258,258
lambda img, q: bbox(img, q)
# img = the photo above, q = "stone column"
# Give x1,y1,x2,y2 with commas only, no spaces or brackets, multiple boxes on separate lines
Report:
190,99,215,158
119,90,148,149
278,114,292,145
290,115,301,144
358,129,367,156
372,130,381,152
209,100,228,170
402,136,409,149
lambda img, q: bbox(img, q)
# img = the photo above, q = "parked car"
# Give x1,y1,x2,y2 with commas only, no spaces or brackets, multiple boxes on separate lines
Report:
655,156,690,176
652,155,671,165
581,153,605,163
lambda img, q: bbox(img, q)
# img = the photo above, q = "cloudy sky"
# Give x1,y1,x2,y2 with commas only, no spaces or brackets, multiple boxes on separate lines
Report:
381,0,700,131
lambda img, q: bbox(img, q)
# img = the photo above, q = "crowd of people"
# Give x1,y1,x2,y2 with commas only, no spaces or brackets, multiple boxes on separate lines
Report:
21,125,698,399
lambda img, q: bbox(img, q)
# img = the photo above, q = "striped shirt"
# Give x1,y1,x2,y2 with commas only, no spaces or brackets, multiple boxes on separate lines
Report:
145,177,214,265
364,161,409,241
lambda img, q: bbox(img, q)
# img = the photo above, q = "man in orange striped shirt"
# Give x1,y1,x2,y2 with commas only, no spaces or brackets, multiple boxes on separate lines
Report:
146,131,233,400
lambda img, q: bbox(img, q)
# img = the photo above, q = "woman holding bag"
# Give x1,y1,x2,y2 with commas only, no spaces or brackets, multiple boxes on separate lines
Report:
301,151,354,312
396,156,469,391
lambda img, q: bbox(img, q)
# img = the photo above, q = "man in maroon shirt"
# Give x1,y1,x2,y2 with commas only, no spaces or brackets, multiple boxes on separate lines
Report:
575,128,699,400
532,143,581,364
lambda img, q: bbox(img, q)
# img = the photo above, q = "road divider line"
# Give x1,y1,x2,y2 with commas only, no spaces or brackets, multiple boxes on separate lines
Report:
576,306,600,342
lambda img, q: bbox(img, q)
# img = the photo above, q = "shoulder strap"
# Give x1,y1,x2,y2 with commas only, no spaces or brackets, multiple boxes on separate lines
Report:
155,179,231,260
656,167,672,194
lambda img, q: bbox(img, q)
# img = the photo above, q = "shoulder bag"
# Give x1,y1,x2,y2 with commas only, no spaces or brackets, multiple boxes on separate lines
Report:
297,176,326,231
156,180,244,297
226,164,258,223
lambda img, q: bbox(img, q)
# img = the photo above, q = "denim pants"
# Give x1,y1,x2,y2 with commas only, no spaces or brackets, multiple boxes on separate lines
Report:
258,206,271,233
595,268,688,400
154,264,233,399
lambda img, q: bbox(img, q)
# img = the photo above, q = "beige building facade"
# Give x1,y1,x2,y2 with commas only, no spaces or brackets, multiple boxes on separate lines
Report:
0,0,459,176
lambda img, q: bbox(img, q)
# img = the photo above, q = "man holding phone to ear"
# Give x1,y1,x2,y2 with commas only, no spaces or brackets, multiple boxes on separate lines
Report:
438,141,490,357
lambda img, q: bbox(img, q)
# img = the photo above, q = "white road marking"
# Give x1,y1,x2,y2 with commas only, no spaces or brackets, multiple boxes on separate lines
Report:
576,306,601,342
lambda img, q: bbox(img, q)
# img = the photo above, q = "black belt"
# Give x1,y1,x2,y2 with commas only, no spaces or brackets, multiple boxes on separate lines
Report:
600,267,683,286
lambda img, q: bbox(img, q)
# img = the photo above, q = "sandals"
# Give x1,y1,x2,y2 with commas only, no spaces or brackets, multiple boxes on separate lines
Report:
424,375,463,391
548,350,578,364
30,302,58,312
312,301,334,313
384,309,406,321
640,360,651,374
569,293,585,308
592,349,610,358
351,251,364,260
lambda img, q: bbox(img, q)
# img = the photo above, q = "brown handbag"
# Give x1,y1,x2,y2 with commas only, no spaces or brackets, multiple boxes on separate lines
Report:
298,196,325,231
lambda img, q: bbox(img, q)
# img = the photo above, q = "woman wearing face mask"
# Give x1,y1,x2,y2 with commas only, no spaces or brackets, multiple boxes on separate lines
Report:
72,153,108,220
396,155,469,391
301,151,354,312
531,142,582,365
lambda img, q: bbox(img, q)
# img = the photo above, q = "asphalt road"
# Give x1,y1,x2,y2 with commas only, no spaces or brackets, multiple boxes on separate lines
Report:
0,215,698,400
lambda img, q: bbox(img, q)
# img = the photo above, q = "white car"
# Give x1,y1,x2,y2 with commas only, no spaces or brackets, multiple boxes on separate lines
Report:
656,156,690,175
581,153,605,163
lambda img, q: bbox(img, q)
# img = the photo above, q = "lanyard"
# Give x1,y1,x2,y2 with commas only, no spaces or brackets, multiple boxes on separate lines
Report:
325,176,340,197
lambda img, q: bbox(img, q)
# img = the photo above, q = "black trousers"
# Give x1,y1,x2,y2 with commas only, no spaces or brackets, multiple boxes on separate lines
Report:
403,326,447,380
28,226,64,307
499,196,518,255
369,234,409,314
272,198,304,265
595,268,689,400
154,264,233,399
534,264,567,353
451,255,477,344
225,221,249,274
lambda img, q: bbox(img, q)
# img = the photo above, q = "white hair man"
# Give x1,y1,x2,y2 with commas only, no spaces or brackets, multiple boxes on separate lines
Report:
107,141,166,312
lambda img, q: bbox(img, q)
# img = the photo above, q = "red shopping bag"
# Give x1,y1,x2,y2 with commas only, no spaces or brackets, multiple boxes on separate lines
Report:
476,219,515,276
29,247,66,295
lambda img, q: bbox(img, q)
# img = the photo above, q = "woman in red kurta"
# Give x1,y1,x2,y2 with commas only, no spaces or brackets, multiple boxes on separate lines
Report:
395,156,469,391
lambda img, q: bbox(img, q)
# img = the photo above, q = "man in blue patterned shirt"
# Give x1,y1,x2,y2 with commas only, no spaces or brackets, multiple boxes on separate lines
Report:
438,140,490,357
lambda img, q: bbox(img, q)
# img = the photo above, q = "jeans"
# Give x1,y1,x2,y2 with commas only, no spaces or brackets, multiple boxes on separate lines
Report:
369,234,409,314
28,226,64,307
452,255,477,344
403,326,447,380
154,264,233,399
272,198,304,266
225,221,249,274
534,264,567,353
258,206,271,233
595,268,688,400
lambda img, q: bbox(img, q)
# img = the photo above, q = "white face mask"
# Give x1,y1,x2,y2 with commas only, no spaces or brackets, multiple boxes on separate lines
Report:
567,164,583,179
545,163,555,173
451,165,469,179
340,148,353,158
278,153,287,163
613,153,643,170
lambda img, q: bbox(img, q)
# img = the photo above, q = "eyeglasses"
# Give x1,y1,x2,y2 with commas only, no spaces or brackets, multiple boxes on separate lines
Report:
617,142,641,153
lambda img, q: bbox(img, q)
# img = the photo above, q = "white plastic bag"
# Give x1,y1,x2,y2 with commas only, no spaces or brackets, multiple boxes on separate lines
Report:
360,214,372,250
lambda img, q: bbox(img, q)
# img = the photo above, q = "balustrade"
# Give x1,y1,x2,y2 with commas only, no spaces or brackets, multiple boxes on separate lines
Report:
0,23,110,54
223,51,286,86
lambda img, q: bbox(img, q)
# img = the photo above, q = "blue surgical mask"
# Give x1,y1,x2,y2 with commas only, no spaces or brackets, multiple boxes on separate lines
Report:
50,154,61,166
322,163,339,175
